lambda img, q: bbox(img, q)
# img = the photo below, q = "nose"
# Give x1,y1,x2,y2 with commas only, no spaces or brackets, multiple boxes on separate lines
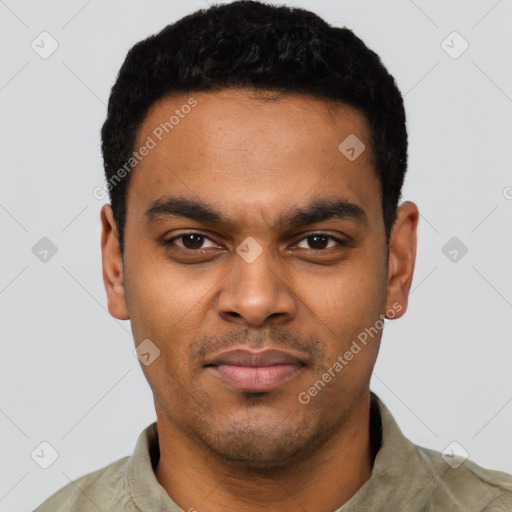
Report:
216,240,297,327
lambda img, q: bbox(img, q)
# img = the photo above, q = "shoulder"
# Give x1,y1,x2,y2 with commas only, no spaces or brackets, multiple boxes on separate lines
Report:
33,455,132,512
417,445,512,511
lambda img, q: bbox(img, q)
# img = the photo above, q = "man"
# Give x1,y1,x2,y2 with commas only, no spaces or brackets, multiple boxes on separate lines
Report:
34,1,512,511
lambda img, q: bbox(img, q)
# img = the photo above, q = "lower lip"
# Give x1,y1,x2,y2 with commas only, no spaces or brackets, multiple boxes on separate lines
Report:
208,364,303,391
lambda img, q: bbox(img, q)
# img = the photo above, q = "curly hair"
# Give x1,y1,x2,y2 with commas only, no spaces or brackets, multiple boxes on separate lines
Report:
101,0,407,254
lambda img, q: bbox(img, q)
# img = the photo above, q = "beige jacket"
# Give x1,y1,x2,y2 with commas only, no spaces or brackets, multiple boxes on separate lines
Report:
34,393,512,511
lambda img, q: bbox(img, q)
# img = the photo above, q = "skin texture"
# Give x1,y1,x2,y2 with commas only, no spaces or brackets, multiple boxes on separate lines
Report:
101,89,419,511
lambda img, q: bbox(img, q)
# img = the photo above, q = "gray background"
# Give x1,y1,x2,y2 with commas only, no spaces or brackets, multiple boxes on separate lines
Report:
1,0,511,510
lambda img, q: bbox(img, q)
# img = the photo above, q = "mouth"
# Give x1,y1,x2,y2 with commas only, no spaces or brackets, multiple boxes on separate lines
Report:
204,349,307,392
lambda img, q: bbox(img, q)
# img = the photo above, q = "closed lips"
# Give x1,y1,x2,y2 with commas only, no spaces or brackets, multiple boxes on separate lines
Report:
204,349,306,367
204,349,307,392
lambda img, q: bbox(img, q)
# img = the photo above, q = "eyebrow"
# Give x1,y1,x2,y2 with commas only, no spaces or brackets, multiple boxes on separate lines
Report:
144,195,367,230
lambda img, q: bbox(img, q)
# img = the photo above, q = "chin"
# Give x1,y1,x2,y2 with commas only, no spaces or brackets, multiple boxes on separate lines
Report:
191,414,330,472
203,435,305,470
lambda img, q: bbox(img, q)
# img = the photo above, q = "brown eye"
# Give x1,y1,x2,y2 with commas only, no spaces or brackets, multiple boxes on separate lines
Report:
179,233,206,250
164,232,218,251
295,233,347,251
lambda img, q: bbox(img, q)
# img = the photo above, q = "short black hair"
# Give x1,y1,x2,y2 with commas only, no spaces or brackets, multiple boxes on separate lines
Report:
101,0,407,255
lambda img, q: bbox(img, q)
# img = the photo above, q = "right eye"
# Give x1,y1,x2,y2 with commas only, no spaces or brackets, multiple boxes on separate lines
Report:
162,232,220,251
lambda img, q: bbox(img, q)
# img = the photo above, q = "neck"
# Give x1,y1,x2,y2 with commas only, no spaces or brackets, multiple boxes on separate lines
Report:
154,392,376,512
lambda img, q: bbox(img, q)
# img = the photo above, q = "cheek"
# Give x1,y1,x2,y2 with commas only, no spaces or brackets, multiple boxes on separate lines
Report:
124,262,218,382
126,257,203,328
321,256,386,303
303,272,385,398
127,269,199,399
306,256,387,349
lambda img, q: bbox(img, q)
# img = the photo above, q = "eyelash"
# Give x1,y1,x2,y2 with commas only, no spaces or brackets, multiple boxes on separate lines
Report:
162,231,348,252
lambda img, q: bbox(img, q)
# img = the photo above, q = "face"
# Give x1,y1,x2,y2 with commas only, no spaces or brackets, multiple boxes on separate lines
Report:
101,89,417,467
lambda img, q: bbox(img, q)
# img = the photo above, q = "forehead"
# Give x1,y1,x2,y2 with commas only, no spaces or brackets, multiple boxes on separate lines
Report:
126,89,380,228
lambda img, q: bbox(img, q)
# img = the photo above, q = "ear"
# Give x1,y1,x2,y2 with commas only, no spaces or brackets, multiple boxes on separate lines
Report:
100,204,129,320
385,201,419,319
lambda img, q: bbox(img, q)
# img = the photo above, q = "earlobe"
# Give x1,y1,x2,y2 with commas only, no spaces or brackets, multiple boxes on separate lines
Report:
100,204,130,320
385,201,419,319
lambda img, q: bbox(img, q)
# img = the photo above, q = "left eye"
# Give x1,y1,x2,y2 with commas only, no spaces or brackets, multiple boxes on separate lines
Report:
294,233,346,251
